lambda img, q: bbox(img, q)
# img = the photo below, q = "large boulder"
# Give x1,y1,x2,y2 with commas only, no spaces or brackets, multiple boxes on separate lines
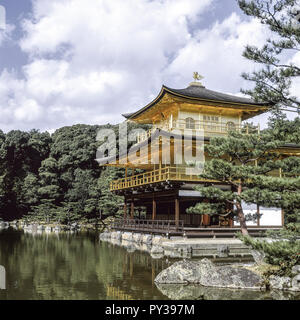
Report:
291,274,300,291
269,275,292,291
154,258,264,290
291,265,300,276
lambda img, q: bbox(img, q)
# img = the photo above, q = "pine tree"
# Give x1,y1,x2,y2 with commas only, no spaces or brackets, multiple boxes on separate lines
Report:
187,131,300,235
238,0,300,112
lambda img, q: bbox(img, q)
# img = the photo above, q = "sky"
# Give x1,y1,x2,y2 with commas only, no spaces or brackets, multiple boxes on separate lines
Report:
0,0,298,133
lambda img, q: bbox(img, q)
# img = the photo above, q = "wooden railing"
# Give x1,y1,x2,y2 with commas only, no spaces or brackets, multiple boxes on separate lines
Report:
136,121,260,143
111,218,184,235
172,119,259,135
110,166,295,191
110,166,215,191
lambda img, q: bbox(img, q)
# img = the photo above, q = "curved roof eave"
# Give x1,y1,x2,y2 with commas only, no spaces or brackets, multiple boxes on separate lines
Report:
123,85,272,120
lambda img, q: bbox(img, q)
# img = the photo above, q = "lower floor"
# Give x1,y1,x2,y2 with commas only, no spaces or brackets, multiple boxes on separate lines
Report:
122,187,284,229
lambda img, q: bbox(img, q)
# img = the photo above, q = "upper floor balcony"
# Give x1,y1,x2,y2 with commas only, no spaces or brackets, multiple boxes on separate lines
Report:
110,166,215,192
110,166,290,192
136,119,260,144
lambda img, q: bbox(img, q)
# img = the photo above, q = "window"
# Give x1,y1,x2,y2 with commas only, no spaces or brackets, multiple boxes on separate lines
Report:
203,115,220,131
203,115,219,122
226,121,236,131
185,117,195,129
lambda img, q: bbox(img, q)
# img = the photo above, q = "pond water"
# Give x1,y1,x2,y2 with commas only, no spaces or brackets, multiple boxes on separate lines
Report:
0,228,299,300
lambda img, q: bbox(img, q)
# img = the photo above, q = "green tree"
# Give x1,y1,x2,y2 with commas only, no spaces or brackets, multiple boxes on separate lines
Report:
187,131,300,235
238,0,300,112
0,130,51,219
241,224,300,275
98,167,124,218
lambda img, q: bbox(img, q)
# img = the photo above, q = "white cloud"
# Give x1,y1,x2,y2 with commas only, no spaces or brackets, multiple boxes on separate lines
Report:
165,13,271,91
0,24,14,46
0,0,297,132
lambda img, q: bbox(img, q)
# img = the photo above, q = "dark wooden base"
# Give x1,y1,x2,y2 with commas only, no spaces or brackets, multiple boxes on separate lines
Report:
111,219,281,238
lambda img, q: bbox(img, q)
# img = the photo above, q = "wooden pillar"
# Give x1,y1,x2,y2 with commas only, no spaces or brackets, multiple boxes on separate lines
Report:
202,214,210,226
257,204,260,227
281,208,285,226
152,198,156,220
202,199,210,226
130,199,134,219
159,160,162,179
175,198,180,228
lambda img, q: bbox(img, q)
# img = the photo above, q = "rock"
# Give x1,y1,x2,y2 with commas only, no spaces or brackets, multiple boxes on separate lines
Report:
269,275,292,291
99,231,111,240
142,234,152,246
217,245,229,258
122,232,133,242
151,245,164,254
152,236,164,246
251,250,266,265
270,289,300,300
111,231,122,241
154,258,264,290
155,260,199,284
291,265,300,276
291,274,300,291
133,233,142,243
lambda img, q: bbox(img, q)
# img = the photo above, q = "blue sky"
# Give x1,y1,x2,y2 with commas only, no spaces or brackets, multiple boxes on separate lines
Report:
0,0,297,132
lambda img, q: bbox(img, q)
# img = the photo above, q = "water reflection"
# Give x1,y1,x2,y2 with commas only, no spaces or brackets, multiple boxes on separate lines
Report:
0,229,168,300
155,284,300,300
0,229,299,300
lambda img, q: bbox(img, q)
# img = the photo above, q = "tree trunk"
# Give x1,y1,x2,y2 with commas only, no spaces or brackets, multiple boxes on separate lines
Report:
236,184,249,236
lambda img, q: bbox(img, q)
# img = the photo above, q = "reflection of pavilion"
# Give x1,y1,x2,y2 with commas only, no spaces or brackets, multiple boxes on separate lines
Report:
99,81,300,237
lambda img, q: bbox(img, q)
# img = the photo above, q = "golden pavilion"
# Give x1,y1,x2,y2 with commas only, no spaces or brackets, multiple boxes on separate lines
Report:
98,77,300,237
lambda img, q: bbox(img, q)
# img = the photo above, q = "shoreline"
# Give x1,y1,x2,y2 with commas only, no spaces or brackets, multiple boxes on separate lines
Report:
99,230,253,260
0,219,106,233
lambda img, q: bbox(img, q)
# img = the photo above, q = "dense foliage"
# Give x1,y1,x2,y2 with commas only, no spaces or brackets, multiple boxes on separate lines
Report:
0,123,144,223
241,224,300,275
235,0,300,273
238,0,300,112
187,130,300,235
